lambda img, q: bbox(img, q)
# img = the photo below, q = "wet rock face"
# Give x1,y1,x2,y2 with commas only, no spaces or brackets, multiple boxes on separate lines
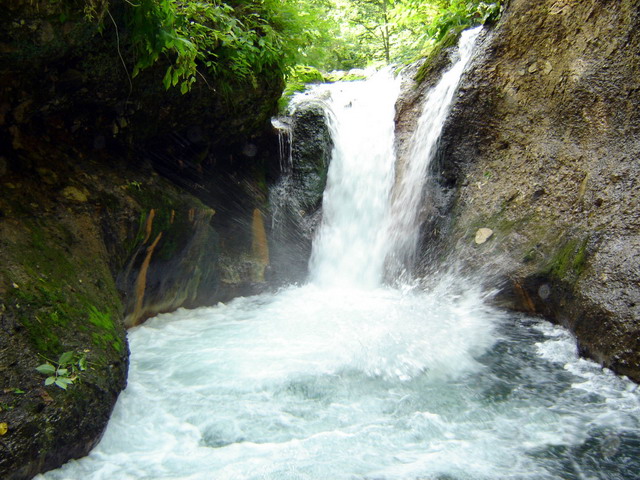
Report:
269,102,333,284
290,103,333,213
0,1,285,477
0,144,241,478
414,0,640,380
0,137,275,479
0,157,130,480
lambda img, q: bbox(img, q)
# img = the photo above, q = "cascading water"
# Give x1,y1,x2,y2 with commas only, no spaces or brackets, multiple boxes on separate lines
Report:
308,70,400,288
38,28,640,480
271,118,293,174
386,27,481,279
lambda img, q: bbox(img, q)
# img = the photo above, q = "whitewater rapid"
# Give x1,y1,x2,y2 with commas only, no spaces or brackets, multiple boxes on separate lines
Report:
37,27,640,480
37,283,640,480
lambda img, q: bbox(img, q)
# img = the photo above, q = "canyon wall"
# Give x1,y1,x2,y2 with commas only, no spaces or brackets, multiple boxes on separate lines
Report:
400,0,639,381
0,1,283,477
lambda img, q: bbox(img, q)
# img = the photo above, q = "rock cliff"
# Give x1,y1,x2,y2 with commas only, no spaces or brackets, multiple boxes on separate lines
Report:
401,0,640,381
269,102,333,284
0,1,283,478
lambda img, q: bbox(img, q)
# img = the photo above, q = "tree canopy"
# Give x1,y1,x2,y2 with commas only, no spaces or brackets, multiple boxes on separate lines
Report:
304,0,503,70
78,0,501,93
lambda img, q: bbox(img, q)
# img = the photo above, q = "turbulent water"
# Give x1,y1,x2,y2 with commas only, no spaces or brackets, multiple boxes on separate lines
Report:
37,285,640,480
308,70,400,288
38,28,640,480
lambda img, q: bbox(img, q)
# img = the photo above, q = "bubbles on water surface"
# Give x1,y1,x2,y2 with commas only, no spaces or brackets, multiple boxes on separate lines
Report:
35,26,640,480
36,285,640,480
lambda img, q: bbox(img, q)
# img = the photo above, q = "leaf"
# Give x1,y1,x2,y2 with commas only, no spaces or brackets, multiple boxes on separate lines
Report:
54,379,68,390
163,67,173,90
57,377,74,385
180,82,189,94
58,351,74,365
0,423,7,436
56,368,68,376
36,364,56,375
45,377,56,386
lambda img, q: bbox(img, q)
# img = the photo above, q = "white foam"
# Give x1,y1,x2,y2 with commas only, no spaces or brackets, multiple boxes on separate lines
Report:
38,288,640,480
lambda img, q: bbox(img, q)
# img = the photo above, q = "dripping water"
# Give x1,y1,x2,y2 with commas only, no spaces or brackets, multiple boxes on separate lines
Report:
271,117,293,175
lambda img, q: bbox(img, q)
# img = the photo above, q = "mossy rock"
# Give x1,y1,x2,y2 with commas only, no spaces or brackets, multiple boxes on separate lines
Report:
278,65,328,113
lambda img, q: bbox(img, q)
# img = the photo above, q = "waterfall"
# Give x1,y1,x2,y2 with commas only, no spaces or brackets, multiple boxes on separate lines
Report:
308,70,400,288
37,27,640,480
308,28,481,288
387,26,482,278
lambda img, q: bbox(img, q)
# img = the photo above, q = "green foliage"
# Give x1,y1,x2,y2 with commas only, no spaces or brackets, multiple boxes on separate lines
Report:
36,351,88,390
122,0,315,94
83,0,110,23
278,65,327,112
285,0,503,72
414,1,502,84
125,0,198,94
37,0,317,94
427,1,502,42
348,0,395,63
87,305,113,330
87,306,124,353
292,0,350,70
544,237,590,280
30,0,504,90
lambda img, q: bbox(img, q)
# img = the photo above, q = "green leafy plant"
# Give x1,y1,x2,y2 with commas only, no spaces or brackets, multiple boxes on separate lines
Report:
35,351,88,390
127,181,142,191
428,1,502,42
122,0,312,94
43,0,312,94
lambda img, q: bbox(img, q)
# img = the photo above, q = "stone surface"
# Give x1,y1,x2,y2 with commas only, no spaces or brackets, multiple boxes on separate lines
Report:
269,102,333,284
60,186,88,203
0,1,286,478
289,103,333,213
401,0,640,381
474,228,493,245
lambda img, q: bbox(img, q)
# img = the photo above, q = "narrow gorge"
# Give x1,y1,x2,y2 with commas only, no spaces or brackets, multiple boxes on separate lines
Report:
1,0,639,479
